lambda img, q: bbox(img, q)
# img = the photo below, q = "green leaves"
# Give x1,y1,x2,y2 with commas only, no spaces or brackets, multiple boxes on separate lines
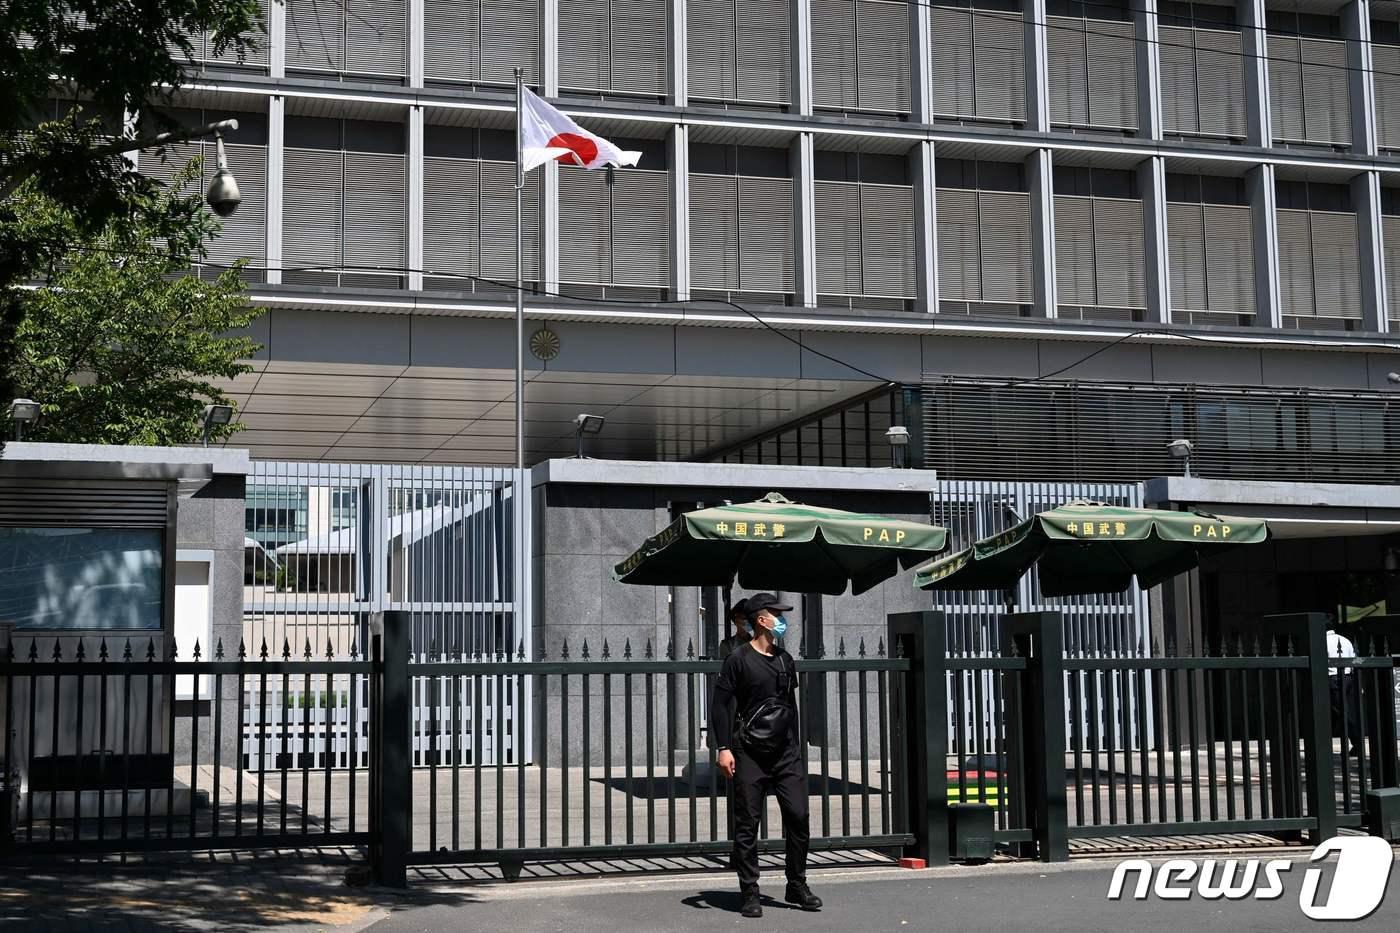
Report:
10,165,265,446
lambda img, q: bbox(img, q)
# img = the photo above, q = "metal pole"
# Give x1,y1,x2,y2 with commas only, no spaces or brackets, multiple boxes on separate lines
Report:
514,67,525,473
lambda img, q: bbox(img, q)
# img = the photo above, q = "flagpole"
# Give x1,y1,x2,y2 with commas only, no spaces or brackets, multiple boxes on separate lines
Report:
514,67,525,473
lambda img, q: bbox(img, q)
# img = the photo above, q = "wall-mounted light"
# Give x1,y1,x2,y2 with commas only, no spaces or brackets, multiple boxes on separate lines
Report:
1167,438,1195,478
201,403,234,447
7,398,39,441
574,413,605,458
885,425,910,469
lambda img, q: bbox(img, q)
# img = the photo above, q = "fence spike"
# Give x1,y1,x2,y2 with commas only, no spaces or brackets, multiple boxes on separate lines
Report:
216,639,225,661
517,638,526,661
817,640,827,660
51,640,63,662
4,638,14,662
1285,635,1297,657
75,640,86,662
1249,633,1262,658
326,638,335,661
687,638,694,660
193,640,202,662
1380,634,1392,656
122,640,132,662
602,639,611,660
858,637,867,658
561,639,570,660
281,638,291,661
645,639,654,660
349,640,359,661
303,637,312,661
260,637,269,661
146,638,157,661
169,639,179,661
538,641,549,662
28,640,39,662
876,636,886,658
1007,638,1020,659
665,637,674,660
837,638,847,658
624,638,633,660
893,638,904,659
99,638,109,662
1363,634,1377,658
581,640,591,660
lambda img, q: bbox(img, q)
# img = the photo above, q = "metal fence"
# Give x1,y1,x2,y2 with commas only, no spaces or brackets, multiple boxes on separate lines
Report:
0,633,375,854
904,610,1400,863
242,462,529,768
392,618,913,873
4,611,1396,876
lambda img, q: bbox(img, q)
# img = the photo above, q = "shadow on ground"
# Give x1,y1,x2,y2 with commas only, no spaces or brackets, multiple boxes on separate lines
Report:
0,848,477,931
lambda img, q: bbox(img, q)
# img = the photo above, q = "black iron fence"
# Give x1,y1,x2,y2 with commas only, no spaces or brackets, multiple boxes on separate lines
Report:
899,610,1400,864
2,611,1396,880
382,610,914,879
0,634,375,855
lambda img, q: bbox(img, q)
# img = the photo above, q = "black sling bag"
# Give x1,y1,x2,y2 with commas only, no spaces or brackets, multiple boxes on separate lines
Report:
734,651,797,756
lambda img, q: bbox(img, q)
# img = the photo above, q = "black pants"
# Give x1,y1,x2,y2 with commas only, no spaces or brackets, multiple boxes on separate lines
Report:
1330,673,1363,751
731,746,810,893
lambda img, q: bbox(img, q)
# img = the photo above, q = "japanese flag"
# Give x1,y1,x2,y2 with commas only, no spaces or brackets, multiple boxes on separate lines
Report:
519,87,641,173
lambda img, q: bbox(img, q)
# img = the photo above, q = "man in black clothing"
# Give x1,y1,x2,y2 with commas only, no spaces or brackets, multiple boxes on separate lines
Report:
711,593,821,919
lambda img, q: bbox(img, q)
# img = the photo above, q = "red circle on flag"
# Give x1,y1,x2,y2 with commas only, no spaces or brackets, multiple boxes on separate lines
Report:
547,132,599,167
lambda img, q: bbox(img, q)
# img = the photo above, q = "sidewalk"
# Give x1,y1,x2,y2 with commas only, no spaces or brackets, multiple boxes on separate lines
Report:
8,846,1393,933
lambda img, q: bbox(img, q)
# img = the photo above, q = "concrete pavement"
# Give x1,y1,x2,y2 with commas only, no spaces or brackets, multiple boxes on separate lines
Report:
373,853,1400,933
3,848,1396,932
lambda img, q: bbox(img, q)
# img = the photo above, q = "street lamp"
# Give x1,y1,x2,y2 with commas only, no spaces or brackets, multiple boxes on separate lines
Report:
1167,438,1195,478
7,398,39,441
885,425,910,469
573,413,605,458
201,403,234,447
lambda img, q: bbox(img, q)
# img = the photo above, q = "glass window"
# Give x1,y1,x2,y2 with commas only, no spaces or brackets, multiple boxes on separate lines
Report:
0,527,163,631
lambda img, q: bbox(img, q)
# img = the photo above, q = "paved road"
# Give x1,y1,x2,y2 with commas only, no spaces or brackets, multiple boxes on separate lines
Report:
368,855,1400,933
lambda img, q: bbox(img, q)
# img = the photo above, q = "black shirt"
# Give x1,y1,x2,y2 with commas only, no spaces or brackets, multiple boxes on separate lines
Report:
710,641,799,750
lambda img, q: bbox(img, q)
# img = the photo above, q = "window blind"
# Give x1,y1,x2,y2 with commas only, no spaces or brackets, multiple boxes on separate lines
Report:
558,0,667,96
424,0,541,86
689,0,792,105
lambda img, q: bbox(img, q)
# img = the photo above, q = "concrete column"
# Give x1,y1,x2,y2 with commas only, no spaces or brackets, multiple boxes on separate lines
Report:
1026,148,1058,316
669,0,688,107
543,162,559,293
408,0,424,88
1138,156,1171,323
1352,170,1390,332
269,0,286,79
791,0,813,116
1133,0,1164,141
1024,0,1052,134
1247,163,1283,328
265,95,284,285
407,106,424,291
791,133,818,306
1241,0,1273,148
911,140,938,313
542,0,559,96
1344,0,1378,157
669,125,691,301
909,0,934,124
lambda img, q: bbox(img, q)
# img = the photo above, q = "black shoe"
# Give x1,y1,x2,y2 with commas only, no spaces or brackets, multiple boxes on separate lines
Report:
740,892,763,918
785,881,822,910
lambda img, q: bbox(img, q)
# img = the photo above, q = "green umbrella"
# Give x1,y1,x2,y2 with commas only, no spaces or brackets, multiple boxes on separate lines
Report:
913,502,1268,597
613,492,948,596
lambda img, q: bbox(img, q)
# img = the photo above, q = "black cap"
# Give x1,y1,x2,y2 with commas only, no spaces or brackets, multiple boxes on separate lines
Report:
744,593,793,621
729,600,749,618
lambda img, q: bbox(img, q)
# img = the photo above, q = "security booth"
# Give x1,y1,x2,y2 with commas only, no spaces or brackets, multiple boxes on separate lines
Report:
0,443,248,831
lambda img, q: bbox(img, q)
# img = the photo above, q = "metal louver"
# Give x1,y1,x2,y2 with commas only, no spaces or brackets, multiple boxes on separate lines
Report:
689,174,741,290
1384,215,1400,320
1375,46,1400,150
816,181,915,298
426,0,540,85
937,188,981,301
978,191,1032,304
815,182,863,294
929,6,974,117
690,0,791,105
737,175,795,292
972,11,1024,123
920,379,1400,485
1269,35,1350,146
854,0,910,114
557,166,670,287
1053,195,1095,305
558,0,666,96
